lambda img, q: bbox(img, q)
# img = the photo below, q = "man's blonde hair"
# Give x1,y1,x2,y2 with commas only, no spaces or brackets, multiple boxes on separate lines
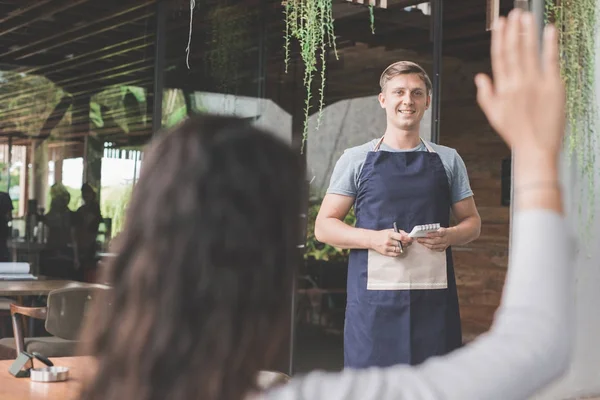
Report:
379,61,432,94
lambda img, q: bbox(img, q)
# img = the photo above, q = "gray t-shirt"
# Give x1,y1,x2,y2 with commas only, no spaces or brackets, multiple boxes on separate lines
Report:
326,139,473,205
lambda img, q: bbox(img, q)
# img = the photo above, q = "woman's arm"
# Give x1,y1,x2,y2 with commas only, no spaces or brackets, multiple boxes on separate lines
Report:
271,210,572,400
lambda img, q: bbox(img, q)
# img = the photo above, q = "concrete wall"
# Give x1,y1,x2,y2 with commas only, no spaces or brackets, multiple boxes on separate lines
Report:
306,96,431,197
192,92,292,145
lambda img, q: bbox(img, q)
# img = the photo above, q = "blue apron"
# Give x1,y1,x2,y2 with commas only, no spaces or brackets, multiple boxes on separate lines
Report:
344,136,462,368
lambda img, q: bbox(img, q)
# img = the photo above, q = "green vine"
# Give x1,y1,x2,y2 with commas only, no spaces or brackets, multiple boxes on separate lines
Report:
206,4,252,92
369,5,375,34
546,0,599,229
283,0,339,153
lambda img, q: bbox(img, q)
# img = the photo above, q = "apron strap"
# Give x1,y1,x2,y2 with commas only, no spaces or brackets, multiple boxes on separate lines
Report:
373,135,386,151
374,136,437,153
420,138,437,153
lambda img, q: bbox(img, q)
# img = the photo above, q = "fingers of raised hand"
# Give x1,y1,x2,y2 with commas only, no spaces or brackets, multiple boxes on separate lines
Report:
493,10,541,92
490,17,507,83
542,25,561,80
504,10,524,83
521,12,541,75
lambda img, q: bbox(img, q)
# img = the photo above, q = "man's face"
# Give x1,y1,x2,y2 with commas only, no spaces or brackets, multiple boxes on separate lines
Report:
378,73,430,131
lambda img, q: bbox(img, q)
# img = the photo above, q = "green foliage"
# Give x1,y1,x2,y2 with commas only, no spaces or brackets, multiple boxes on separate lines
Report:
0,71,67,137
100,185,133,237
546,0,599,228
165,105,188,128
0,163,21,212
0,163,20,193
162,89,188,128
91,85,148,134
206,4,253,92
284,0,339,153
46,184,81,212
304,200,356,262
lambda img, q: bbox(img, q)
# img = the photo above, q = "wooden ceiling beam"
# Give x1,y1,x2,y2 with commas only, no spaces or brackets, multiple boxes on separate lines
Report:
333,0,425,19
0,0,156,62
0,0,54,25
0,0,90,38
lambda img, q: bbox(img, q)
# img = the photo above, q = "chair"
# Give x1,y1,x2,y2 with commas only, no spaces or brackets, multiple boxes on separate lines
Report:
0,297,13,338
0,285,110,359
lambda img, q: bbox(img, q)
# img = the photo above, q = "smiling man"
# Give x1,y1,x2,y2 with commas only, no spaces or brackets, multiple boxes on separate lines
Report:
315,61,481,369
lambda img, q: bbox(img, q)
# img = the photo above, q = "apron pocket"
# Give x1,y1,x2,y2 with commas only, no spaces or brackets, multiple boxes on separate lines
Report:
367,242,448,290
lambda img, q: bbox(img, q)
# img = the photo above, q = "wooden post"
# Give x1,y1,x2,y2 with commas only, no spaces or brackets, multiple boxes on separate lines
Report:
487,0,500,30
514,0,529,10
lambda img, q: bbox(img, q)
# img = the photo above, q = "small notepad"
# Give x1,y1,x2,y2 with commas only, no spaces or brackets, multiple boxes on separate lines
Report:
408,223,441,238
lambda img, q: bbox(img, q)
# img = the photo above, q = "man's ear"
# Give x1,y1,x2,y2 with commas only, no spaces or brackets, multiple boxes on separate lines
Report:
378,92,385,108
426,94,431,109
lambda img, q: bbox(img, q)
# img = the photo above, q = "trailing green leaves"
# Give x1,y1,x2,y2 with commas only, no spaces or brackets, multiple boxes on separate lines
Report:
284,0,338,153
546,0,599,229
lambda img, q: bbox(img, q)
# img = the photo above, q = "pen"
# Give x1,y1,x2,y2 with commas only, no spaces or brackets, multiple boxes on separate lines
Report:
393,222,404,254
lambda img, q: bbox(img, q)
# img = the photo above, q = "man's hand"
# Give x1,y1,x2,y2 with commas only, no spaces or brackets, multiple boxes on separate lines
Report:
369,229,413,257
417,228,452,252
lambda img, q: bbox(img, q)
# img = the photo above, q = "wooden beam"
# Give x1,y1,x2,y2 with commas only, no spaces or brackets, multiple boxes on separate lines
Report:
334,0,424,19
0,0,54,25
0,0,90,38
0,0,155,61
513,0,530,10
345,0,388,8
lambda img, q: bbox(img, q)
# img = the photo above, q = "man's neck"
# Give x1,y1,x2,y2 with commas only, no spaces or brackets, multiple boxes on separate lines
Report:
382,127,421,150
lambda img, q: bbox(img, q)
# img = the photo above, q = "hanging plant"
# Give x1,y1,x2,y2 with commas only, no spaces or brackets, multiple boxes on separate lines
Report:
283,0,339,153
546,0,599,228
206,4,252,92
369,5,375,34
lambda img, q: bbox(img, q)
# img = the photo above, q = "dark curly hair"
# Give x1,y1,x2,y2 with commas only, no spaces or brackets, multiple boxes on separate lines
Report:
78,115,303,400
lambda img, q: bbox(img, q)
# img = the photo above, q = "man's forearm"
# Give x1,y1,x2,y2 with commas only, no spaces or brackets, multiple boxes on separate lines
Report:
448,216,481,246
314,217,373,250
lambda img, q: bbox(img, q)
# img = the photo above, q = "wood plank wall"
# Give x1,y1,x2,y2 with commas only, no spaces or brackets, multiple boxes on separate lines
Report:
439,60,511,342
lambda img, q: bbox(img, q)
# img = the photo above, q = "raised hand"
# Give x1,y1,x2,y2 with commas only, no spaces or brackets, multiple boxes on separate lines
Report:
475,9,565,158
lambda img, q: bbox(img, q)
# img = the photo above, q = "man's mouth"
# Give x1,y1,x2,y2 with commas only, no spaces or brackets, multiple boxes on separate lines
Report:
398,110,415,114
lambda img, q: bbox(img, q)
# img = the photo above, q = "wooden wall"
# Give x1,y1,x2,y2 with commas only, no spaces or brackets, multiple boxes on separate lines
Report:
439,59,511,342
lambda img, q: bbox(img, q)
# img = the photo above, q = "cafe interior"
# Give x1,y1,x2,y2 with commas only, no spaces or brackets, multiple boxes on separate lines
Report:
0,0,521,397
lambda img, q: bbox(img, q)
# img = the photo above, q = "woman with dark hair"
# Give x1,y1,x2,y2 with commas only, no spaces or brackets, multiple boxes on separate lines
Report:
79,11,573,400
79,114,303,400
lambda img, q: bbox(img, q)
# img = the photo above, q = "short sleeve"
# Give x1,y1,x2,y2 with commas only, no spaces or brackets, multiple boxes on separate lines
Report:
450,150,474,204
326,150,363,198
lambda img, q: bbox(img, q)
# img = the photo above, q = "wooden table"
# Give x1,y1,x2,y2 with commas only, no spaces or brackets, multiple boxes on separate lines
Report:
0,356,89,400
0,280,107,297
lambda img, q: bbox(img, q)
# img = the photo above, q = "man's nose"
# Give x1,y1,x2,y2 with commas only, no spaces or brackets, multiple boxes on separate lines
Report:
401,94,414,104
